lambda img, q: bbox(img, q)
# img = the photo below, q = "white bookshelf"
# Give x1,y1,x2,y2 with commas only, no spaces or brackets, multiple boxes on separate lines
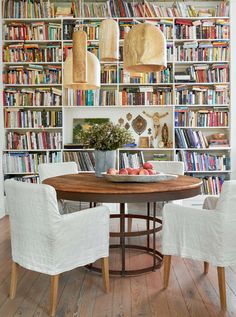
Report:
1,0,231,201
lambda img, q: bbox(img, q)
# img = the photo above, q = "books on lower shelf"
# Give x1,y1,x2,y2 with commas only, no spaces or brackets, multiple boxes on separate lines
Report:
175,109,229,127
119,151,144,169
175,19,230,40
63,151,95,171
4,65,62,85
201,175,225,195
176,150,230,172
5,109,63,128
4,174,40,183
4,87,62,107
175,128,229,149
4,22,61,41
175,64,229,83
6,131,62,150
3,151,62,173
175,84,229,105
4,43,62,63
175,41,229,62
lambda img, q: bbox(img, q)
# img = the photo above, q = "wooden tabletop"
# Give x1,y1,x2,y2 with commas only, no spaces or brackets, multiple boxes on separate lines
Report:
43,173,202,203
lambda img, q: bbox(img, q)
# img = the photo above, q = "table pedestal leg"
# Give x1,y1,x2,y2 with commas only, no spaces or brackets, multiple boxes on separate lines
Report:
120,203,125,276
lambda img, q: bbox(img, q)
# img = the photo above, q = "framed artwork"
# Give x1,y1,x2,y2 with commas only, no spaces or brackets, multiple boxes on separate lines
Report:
73,118,109,144
139,136,149,148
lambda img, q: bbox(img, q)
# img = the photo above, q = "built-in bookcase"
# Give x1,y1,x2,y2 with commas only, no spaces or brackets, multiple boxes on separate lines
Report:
1,0,231,196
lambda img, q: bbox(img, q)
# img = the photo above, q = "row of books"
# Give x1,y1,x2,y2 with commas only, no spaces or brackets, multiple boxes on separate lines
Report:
3,151,62,173
175,64,229,83
4,87,62,107
174,110,229,127
175,41,229,62
63,151,95,171
5,174,39,184
175,85,229,105
201,176,225,195
4,65,62,85
176,150,230,172
175,19,230,40
60,1,229,18
4,22,61,41
3,0,53,18
4,44,63,63
6,131,62,150
120,87,172,106
5,110,63,128
119,151,144,169
120,67,173,84
175,128,229,149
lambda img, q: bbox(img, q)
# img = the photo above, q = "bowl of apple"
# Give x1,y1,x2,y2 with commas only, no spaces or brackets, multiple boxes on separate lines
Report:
102,162,178,183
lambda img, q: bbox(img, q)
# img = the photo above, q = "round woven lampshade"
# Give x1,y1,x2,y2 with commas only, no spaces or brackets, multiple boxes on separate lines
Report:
124,22,167,73
99,19,119,62
64,51,100,90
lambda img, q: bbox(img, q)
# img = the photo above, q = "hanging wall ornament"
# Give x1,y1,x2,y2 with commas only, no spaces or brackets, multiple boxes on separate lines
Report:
99,19,119,62
118,118,124,126
126,113,132,121
131,115,147,135
124,22,167,73
125,122,130,130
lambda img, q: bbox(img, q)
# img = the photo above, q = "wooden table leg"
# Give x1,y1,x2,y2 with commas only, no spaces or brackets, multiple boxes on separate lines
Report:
153,202,156,270
120,203,125,276
147,203,150,250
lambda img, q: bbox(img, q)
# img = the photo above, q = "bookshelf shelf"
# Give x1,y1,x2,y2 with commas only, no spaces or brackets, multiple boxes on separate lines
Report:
1,0,231,195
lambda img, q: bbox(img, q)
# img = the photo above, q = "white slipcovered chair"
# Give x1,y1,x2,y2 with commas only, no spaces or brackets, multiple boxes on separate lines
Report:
5,179,110,317
127,161,184,231
38,162,90,213
162,180,236,310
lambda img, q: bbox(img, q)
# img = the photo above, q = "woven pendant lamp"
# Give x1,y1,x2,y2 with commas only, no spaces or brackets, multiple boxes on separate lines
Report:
64,29,100,90
124,22,167,73
99,19,119,61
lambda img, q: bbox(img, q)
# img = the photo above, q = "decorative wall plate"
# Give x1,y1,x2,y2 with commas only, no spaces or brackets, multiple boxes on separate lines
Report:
125,122,130,130
118,118,124,126
126,113,132,121
131,115,147,135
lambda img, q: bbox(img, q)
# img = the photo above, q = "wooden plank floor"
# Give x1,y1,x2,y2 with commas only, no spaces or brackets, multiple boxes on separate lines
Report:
1,216,236,317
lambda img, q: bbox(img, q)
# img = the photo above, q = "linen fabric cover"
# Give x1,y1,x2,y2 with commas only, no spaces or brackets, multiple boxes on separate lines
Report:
38,161,89,213
5,179,110,275
162,180,236,267
128,161,184,215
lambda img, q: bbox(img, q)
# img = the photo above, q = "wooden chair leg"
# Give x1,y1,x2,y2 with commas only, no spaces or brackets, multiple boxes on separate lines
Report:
9,261,18,299
204,262,209,274
163,255,171,289
217,267,226,310
128,218,132,232
50,274,60,317
101,257,110,293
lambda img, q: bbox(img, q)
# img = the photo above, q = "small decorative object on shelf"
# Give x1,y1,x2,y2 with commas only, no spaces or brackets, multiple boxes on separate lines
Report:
75,122,133,177
162,123,169,147
139,137,150,148
143,111,169,138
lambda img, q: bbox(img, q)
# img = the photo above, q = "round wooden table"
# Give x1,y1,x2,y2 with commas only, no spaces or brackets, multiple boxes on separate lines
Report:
44,173,202,276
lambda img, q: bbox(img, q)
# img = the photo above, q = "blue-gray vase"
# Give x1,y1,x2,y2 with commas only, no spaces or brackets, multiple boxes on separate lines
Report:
94,150,116,177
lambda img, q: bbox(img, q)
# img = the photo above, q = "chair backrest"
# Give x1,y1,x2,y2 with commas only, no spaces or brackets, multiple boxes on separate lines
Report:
147,161,184,175
5,179,61,269
215,180,236,215
38,162,78,182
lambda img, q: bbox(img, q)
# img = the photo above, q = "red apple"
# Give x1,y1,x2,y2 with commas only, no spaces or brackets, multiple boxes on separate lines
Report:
126,167,133,175
129,168,139,175
107,168,117,175
119,168,128,175
147,169,156,175
139,169,149,175
143,162,154,170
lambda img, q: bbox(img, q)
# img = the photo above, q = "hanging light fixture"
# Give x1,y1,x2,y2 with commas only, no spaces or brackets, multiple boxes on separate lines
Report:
99,19,119,62
124,22,167,73
64,29,100,90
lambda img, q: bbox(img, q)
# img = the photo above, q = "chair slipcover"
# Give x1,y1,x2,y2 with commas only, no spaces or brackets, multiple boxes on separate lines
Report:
38,162,89,213
162,180,236,267
127,161,184,215
5,179,110,275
